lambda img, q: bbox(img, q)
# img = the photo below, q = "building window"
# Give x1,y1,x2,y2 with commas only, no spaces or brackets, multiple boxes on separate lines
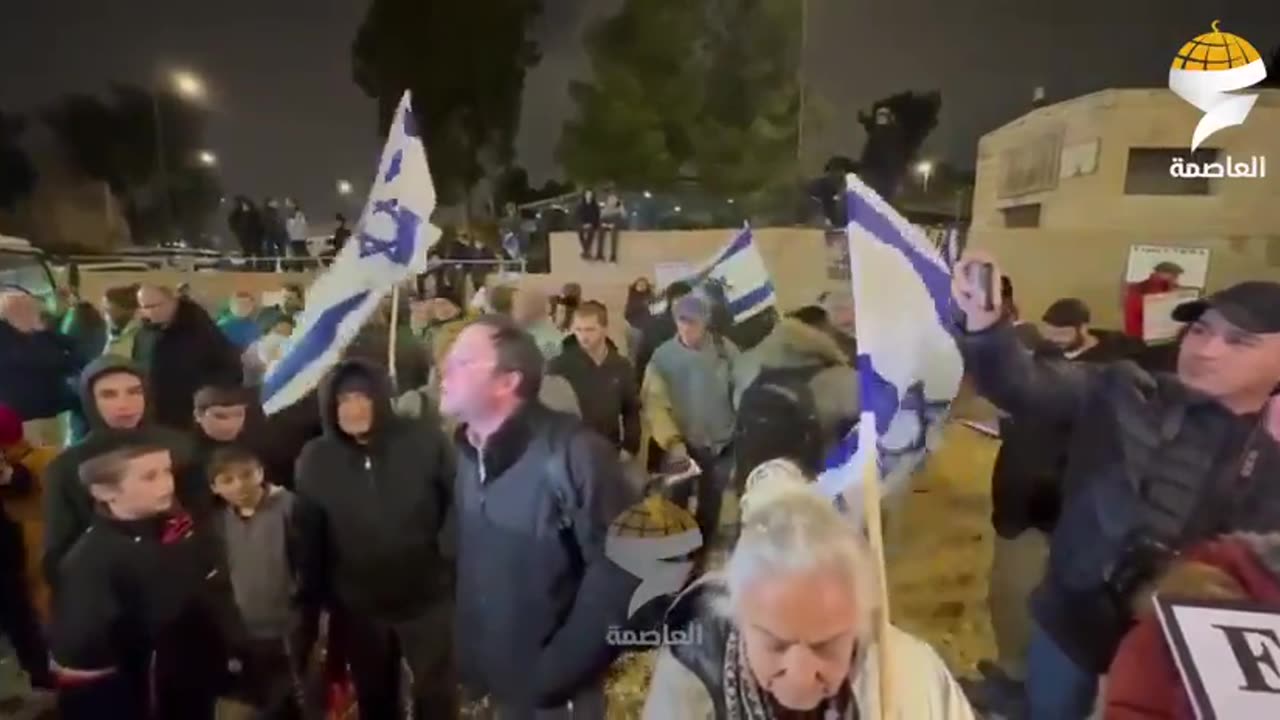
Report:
1000,203,1041,228
1124,147,1218,196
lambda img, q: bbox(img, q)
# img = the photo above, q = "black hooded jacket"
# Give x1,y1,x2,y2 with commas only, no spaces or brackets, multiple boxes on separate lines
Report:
547,335,641,454
293,359,454,621
42,357,194,586
132,298,243,430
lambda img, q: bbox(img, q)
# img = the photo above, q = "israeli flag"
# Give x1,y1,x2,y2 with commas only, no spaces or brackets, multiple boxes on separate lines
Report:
649,225,776,323
262,92,440,415
818,174,964,505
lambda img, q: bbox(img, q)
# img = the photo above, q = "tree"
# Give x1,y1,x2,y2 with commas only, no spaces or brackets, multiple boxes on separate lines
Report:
0,109,36,209
556,0,706,191
352,0,542,213
856,90,941,199
42,84,220,244
557,0,803,200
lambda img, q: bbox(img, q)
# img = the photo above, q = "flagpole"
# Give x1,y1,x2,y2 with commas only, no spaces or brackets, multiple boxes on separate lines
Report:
858,459,894,719
388,284,401,386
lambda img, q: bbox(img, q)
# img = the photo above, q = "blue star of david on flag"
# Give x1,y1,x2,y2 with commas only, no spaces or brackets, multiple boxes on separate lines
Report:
262,92,440,415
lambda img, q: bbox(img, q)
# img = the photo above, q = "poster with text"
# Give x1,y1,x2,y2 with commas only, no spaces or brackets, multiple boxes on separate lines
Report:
1126,245,1211,289
1156,597,1280,720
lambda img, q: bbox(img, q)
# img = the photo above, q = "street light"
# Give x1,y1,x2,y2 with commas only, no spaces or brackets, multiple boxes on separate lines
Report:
915,160,935,192
196,150,217,167
171,70,207,102
337,179,354,196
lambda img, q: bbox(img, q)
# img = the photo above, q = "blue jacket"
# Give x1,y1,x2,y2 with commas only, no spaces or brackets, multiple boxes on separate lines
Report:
217,315,261,350
0,322,83,421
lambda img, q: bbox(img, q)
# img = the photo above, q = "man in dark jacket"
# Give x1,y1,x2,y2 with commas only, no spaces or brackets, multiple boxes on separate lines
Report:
548,301,641,457
42,356,194,587
133,284,243,430
294,359,456,718
954,252,1280,720
439,315,640,716
971,297,1143,715
0,289,84,445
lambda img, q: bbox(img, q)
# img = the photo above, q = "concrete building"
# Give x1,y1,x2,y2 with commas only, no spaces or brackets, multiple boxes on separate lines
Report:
968,88,1280,328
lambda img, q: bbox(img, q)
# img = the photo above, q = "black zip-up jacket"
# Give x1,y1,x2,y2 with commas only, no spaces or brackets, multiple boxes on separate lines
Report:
50,507,245,720
132,298,243,430
42,357,195,586
547,336,641,454
991,329,1141,538
961,321,1280,672
453,401,640,709
293,359,454,621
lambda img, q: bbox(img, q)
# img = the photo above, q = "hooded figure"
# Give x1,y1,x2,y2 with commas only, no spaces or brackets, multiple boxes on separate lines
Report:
293,359,457,717
41,357,194,586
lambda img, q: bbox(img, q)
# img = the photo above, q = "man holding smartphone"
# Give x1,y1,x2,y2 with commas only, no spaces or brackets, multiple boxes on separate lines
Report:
952,251,1280,720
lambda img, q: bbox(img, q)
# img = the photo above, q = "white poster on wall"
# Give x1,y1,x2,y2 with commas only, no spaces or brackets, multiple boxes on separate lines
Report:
1126,245,1211,289
1143,288,1201,343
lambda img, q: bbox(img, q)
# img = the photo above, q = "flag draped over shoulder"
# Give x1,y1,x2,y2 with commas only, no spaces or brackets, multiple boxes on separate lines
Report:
261,92,440,415
817,174,964,506
649,225,776,323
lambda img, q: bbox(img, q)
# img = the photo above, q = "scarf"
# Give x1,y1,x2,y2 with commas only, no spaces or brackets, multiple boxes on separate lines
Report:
723,628,856,720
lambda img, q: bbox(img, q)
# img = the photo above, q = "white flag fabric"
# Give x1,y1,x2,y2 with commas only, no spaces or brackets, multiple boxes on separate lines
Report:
261,92,440,415
818,174,964,506
648,225,776,323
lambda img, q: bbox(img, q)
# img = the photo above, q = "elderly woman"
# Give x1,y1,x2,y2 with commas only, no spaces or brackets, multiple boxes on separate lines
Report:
643,461,974,719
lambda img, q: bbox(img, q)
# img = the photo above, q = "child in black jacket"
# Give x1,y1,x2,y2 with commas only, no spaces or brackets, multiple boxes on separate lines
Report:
50,430,247,720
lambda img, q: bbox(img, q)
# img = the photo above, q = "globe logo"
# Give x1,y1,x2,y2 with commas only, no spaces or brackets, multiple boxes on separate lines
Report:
604,495,702,618
1168,20,1269,151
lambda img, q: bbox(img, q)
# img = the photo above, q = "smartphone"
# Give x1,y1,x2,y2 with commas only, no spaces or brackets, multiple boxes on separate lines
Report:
977,263,995,312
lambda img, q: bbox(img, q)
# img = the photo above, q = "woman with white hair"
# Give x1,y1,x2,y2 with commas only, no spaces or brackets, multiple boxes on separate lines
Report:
643,460,974,719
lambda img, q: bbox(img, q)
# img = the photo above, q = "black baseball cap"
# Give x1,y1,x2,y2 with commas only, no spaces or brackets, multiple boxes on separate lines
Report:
1042,298,1091,328
1172,281,1280,334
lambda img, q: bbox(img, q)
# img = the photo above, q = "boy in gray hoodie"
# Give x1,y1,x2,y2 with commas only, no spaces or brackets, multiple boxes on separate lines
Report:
207,444,306,718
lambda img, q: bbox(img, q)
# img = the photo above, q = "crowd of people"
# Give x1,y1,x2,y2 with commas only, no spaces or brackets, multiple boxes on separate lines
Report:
0,245,1276,719
227,196,349,264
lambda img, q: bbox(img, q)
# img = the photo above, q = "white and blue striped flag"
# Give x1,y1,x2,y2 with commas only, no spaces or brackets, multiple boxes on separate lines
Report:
817,174,964,507
649,225,776,323
262,92,440,414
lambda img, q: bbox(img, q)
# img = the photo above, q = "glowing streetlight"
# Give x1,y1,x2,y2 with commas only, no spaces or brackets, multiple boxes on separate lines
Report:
642,190,653,199
673,205,682,213
196,150,217,167
915,160,935,192
170,70,207,102
337,179,354,196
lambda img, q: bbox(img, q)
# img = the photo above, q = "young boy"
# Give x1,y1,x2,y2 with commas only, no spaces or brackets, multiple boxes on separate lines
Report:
50,430,245,720
207,444,307,718
189,384,254,514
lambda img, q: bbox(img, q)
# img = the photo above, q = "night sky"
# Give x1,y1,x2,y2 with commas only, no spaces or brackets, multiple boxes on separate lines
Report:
3,0,1277,217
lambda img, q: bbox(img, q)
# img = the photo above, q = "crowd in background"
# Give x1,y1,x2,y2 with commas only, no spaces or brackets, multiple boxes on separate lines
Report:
0,250,1276,719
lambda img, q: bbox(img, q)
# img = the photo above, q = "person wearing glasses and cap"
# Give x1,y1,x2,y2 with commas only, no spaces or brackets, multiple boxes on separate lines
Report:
953,251,1280,720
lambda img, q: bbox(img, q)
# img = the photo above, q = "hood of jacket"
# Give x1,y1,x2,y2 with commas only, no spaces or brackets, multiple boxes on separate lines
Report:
78,355,149,432
317,358,395,444
762,318,850,368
